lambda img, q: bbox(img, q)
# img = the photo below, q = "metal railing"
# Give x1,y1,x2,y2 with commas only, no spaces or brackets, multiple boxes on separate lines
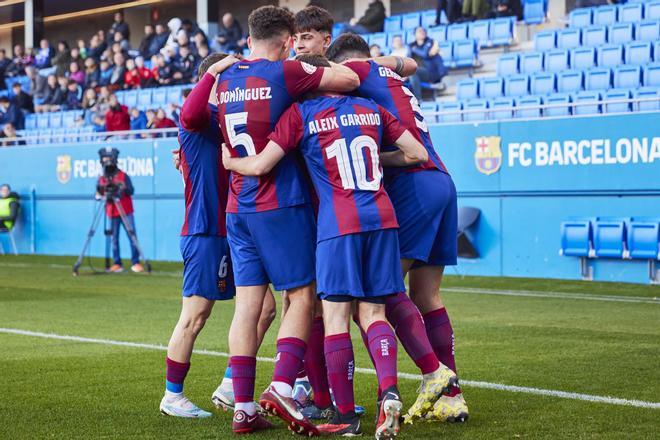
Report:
0,127,180,147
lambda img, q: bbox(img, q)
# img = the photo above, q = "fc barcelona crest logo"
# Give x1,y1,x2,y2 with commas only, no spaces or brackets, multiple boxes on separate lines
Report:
474,136,502,175
56,155,72,184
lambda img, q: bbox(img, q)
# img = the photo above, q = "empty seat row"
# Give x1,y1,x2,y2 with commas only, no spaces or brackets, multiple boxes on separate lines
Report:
115,85,185,110
425,88,659,122
19,126,96,145
535,20,660,51
461,64,660,99
499,42,660,75
560,217,660,260
425,18,514,47
384,10,443,32
569,2,660,28
24,110,84,130
4,76,31,94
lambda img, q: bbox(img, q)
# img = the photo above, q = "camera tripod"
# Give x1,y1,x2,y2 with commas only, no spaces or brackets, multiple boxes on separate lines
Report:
72,195,152,276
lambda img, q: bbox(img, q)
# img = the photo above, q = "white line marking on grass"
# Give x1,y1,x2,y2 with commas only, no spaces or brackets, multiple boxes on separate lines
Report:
2,327,659,410
442,287,660,305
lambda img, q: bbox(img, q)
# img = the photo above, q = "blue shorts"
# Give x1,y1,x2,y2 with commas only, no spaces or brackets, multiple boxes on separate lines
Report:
180,235,235,301
316,229,405,300
385,170,458,267
227,204,316,291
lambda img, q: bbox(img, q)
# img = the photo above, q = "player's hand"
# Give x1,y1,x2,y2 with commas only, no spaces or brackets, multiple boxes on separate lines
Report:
221,144,234,170
172,148,182,173
208,55,240,76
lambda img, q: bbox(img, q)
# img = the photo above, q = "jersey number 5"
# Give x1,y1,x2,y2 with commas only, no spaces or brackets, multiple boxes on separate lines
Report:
326,135,382,191
225,112,256,156
401,86,428,133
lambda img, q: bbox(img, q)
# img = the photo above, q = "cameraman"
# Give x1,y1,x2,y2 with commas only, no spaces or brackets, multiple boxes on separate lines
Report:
96,148,144,273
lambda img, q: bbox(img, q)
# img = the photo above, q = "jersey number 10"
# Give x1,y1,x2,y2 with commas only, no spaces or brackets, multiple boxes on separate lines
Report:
326,135,382,191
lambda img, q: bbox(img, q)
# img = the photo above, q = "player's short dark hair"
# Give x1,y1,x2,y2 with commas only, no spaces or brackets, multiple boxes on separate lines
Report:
0,96,10,104
295,54,331,68
182,88,192,99
326,33,370,63
196,52,228,81
248,6,295,41
295,6,334,34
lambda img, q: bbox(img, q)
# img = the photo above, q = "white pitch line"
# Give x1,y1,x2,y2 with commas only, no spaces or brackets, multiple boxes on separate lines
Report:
442,287,660,305
1,327,659,410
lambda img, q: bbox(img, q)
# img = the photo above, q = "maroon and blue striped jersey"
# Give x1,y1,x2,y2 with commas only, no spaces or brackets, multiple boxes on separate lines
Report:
179,102,228,237
269,95,406,242
216,59,324,213
345,60,448,178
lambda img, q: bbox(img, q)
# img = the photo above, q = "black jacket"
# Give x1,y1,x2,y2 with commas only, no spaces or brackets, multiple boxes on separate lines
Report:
357,1,386,33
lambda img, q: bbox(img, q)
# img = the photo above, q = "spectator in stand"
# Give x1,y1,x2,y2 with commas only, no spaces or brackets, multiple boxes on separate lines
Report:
462,0,490,21
0,49,11,90
11,82,34,114
182,18,207,45
369,44,383,58
70,47,84,70
1,123,25,147
88,34,105,61
150,24,170,57
52,41,72,77
35,75,58,112
153,108,177,136
63,80,83,110
77,39,88,59
88,86,111,130
113,31,131,54
7,44,33,77
176,30,195,55
0,96,24,130
162,18,183,56
130,107,147,132
436,0,462,24
155,54,175,85
487,0,522,19
26,66,47,102
408,26,448,100
81,88,98,111
139,24,156,58
109,10,130,41
68,61,85,86
109,52,126,88
214,12,246,54
99,59,113,87
123,58,142,89
343,0,386,34
145,109,156,130
150,54,159,79
84,58,100,89
389,35,410,57
134,56,155,87
105,94,130,132
196,44,209,65
174,45,198,83
34,39,55,69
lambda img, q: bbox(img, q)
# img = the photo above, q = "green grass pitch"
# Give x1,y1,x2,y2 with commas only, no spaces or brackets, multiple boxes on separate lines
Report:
1,255,659,439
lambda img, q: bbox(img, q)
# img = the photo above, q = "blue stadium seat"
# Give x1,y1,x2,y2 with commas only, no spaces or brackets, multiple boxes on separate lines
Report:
469,20,490,47
557,70,584,93
545,49,569,72
384,15,402,32
530,72,556,95
636,20,660,41
369,32,387,48
593,5,618,26
428,26,447,43
332,23,343,39
464,99,488,122
560,220,592,257
570,47,596,69
151,88,168,106
37,113,50,129
479,77,504,98
619,3,643,23
490,97,515,120
48,112,63,128
644,63,660,87
402,12,421,30
456,78,479,100
608,23,634,44
582,25,607,47
645,1,660,20
51,127,67,144
452,39,478,67
603,88,631,113
655,41,660,61
37,129,52,144
422,10,438,29
497,53,519,76
534,30,556,51
634,87,660,111
437,101,463,123
520,52,544,74
166,86,183,105
614,65,642,88
62,110,81,127
545,93,572,117
594,218,627,258
585,67,612,90
515,95,543,118
597,44,623,67
24,114,37,130
557,29,581,49
77,125,94,142
122,90,138,108
524,0,546,24
438,41,453,61
627,219,660,259
137,89,152,110
625,41,653,65
490,17,514,46
574,90,602,115
569,8,592,28
384,31,403,48
420,101,438,123
406,29,417,43
505,74,530,97
447,23,468,41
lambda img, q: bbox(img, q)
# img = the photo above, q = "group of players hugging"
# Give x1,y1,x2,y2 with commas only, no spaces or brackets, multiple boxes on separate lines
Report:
160,5,465,439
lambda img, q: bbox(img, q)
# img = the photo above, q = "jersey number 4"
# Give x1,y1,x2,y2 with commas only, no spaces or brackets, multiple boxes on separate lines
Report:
225,112,256,156
326,135,382,191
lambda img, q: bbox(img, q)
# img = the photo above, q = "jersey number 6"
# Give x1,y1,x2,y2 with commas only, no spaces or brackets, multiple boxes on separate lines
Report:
326,135,382,191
